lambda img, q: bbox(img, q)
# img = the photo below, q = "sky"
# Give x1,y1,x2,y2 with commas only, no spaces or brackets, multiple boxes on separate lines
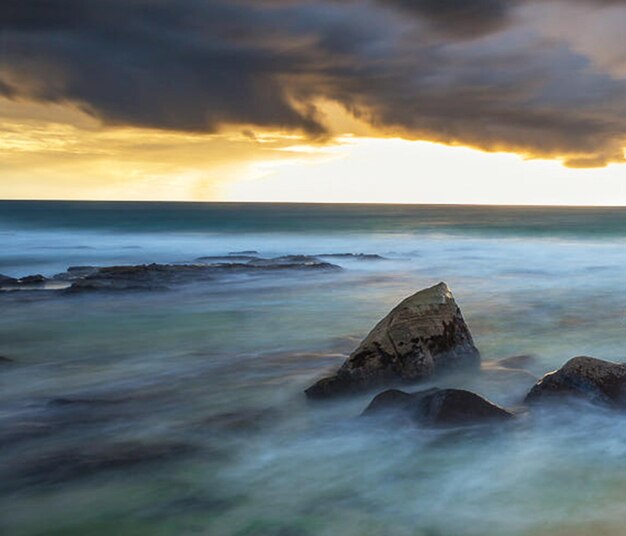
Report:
1,0,625,205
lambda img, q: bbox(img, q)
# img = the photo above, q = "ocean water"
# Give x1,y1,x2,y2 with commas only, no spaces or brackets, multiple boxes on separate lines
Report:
0,201,625,536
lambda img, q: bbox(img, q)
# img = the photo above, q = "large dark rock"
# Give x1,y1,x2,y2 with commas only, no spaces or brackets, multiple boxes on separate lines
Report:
306,282,480,399
363,387,513,426
63,258,341,292
18,274,47,285
525,356,626,407
0,274,18,285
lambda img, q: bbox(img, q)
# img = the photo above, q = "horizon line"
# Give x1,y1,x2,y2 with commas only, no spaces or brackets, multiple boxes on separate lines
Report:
0,199,625,209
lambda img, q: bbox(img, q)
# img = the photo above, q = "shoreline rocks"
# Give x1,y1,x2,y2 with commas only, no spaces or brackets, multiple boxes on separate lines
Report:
363,387,513,426
1,253,346,294
54,258,341,292
525,356,626,408
306,282,480,399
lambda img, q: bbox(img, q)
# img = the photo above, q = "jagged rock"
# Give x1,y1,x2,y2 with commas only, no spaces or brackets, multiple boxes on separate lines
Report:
363,387,513,426
525,356,626,407
306,282,480,399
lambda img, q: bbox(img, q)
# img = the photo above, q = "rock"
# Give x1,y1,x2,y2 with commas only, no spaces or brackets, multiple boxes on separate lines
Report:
197,255,258,262
229,250,259,255
363,387,513,426
525,356,626,407
317,253,386,260
247,255,323,267
306,282,480,399
18,274,47,284
0,355,14,365
497,354,537,371
63,259,341,292
0,274,18,285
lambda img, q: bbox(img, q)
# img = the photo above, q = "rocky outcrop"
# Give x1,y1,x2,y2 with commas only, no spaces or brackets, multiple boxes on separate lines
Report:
60,258,341,292
305,282,480,399
18,274,47,284
525,356,626,407
363,387,513,426
0,273,47,288
0,256,343,294
0,274,18,285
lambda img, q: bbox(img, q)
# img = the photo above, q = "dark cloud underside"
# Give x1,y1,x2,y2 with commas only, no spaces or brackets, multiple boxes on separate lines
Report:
1,0,625,166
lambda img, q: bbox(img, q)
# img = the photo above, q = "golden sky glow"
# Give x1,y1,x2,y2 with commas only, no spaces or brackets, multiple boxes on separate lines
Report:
3,0,626,205
1,97,625,206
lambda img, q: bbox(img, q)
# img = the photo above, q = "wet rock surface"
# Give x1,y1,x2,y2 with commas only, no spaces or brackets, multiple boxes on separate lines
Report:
18,274,47,284
0,273,49,289
60,258,341,292
363,387,513,426
306,282,480,399
525,356,626,407
0,250,388,295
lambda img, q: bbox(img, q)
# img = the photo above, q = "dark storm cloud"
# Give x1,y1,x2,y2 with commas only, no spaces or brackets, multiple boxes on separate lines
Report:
382,0,512,38
1,0,626,166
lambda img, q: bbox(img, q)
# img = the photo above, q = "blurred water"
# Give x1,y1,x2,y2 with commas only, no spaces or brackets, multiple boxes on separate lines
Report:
0,201,625,535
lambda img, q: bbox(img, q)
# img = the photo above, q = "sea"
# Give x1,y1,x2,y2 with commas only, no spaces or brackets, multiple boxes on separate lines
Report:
0,201,625,535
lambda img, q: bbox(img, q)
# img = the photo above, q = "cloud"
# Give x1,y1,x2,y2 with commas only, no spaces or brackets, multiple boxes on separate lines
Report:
382,0,512,38
1,0,625,166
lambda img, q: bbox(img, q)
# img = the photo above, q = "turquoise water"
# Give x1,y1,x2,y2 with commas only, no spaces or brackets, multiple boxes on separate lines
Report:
0,201,625,535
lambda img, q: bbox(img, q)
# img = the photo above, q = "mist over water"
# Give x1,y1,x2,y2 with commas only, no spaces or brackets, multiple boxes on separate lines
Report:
0,201,625,535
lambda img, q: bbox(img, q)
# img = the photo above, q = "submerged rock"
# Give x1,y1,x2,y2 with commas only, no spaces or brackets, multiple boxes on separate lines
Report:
306,282,480,399
196,255,258,262
363,387,513,426
316,253,386,260
525,356,626,408
62,258,341,292
18,274,47,284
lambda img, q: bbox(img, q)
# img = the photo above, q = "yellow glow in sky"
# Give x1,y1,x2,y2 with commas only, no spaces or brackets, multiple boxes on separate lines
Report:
0,98,625,206
225,137,626,206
